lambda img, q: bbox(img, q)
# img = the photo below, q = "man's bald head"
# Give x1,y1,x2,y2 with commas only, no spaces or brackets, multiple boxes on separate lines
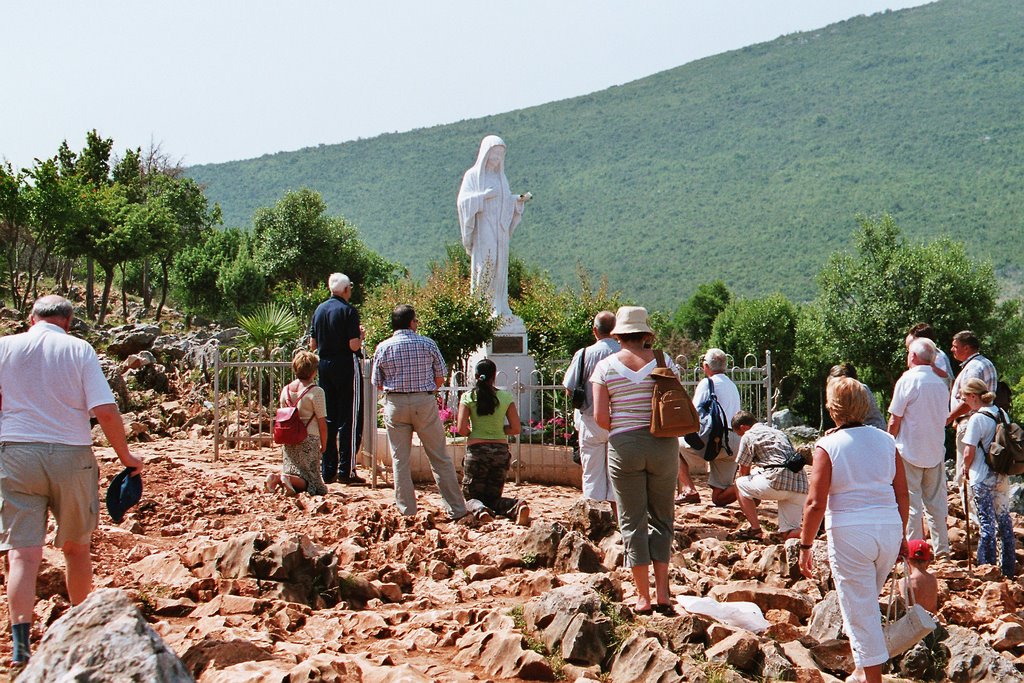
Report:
593,311,616,339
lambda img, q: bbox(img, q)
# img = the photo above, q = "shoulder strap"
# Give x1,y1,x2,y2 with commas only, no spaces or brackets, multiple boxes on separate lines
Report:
285,381,316,408
653,349,665,368
575,347,587,386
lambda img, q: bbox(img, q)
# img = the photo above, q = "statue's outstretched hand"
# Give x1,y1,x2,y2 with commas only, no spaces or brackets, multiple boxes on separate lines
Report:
483,188,498,200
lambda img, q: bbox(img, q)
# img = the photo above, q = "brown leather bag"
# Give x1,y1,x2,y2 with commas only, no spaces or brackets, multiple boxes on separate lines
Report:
649,351,700,438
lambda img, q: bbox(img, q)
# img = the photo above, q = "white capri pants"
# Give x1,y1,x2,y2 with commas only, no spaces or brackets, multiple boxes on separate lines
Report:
826,523,903,668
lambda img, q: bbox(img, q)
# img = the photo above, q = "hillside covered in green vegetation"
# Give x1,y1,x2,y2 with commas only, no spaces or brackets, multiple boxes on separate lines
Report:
188,0,1024,309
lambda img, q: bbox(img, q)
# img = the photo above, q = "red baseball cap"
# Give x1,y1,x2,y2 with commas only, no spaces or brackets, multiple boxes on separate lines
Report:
907,539,933,562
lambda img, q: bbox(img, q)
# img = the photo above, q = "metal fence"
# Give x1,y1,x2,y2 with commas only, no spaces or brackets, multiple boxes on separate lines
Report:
213,347,772,486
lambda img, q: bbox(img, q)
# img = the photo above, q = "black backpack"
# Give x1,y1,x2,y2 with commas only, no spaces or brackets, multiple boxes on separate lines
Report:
698,380,732,462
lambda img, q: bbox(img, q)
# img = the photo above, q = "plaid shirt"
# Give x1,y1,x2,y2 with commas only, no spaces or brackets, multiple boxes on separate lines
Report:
736,423,808,494
950,352,998,412
371,329,447,393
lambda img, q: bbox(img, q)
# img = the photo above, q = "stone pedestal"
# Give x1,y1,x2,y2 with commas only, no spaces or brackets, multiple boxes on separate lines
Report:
469,316,537,418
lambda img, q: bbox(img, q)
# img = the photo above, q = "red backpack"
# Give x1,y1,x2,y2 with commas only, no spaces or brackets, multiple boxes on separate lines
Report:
273,382,316,445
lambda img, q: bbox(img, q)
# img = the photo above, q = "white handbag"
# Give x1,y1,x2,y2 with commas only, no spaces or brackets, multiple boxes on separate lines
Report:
883,559,937,657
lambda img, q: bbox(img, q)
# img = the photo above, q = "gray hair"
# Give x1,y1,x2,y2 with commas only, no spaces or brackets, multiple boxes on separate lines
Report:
909,337,936,364
593,310,616,336
703,348,728,374
328,272,351,295
31,295,73,320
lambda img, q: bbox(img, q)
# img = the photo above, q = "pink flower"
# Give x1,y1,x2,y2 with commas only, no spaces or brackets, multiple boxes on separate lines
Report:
438,407,453,422
551,417,565,427
449,425,459,434
562,432,572,440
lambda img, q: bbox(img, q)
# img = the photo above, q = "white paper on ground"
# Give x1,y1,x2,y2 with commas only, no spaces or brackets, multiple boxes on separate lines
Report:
676,595,771,632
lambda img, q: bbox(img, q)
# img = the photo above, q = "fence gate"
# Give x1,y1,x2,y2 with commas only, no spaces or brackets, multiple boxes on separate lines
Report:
213,347,378,463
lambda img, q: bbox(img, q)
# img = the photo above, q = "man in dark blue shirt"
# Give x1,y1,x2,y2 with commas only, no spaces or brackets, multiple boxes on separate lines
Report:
309,273,365,483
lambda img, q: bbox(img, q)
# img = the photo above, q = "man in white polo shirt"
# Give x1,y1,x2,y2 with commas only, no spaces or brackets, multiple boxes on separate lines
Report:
888,337,950,557
677,348,742,507
0,295,143,668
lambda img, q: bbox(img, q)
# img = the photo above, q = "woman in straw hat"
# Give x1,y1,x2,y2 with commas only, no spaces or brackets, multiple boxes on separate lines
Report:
591,306,679,616
961,376,1015,577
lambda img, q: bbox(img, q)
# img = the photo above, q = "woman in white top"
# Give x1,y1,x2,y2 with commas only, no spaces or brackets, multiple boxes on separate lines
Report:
799,377,909,683
961,377,1015,577
592,307,679,616
267,350,328,496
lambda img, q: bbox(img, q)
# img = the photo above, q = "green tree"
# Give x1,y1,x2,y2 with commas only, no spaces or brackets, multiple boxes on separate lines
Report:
0,163,31,309
673,280,733,343
708,293,798,385
512,268,623,371
73,130,114,319
362,258,500,372
172,228,248,319
147,174,221,320
252,188,400,298
813,214,1003,393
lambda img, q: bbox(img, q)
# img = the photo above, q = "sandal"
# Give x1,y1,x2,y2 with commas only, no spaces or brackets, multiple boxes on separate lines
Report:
264,473,281,493
653,603,676,616
732,527,763,541
634,604,653,616
515,502,532,526
675,492,701,504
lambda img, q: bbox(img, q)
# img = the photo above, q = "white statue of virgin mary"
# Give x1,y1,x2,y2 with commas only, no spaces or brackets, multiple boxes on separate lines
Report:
457,135,530,318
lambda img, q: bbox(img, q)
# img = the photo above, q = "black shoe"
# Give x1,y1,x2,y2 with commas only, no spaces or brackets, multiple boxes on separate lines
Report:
339,473,366,485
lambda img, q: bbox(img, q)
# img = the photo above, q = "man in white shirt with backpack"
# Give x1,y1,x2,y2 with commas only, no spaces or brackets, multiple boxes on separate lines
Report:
677,348,741,506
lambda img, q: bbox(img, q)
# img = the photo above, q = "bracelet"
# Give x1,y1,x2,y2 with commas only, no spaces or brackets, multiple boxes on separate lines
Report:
799,544,813,550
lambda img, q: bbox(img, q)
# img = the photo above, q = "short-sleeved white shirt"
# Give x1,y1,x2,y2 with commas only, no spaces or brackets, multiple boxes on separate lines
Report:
692,374,741,423
888,365,950,468
816,426,901,530
963,405,1007,482
0,321,116,445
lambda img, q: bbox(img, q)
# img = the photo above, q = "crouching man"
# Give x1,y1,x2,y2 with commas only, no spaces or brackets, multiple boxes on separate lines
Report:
731,411,807,541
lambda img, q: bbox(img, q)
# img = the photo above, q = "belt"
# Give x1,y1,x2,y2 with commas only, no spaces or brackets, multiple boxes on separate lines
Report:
384,391,434,395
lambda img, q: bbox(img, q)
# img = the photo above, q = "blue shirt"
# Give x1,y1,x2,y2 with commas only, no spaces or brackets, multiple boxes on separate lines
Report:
309,296,360,361
371,330,447,393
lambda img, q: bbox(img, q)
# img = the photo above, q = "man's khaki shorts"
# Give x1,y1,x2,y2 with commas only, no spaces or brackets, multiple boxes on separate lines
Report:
678,431,741,491
0,442,99,550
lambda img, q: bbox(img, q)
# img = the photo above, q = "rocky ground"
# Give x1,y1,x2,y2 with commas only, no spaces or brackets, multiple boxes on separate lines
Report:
3,434,1024,682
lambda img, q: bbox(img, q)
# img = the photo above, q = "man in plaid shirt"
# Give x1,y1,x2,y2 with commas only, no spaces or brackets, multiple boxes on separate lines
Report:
728,411,808,541
371,304,467,521
947,330,998,485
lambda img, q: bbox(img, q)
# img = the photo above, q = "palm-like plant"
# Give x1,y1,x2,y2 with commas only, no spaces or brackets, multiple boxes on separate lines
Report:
237,303,302,358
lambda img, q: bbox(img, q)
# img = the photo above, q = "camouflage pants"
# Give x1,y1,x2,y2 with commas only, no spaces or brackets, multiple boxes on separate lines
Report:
462,443,518,517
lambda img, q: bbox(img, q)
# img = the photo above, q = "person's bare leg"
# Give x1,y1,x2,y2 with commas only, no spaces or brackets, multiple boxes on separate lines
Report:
7,547,43,624
62,541,92,605
677,456,698,496
631,565,651,611
736,491,761,532
282,474,307,492
862,664,882,683
711,485,737,507
653,560,671,605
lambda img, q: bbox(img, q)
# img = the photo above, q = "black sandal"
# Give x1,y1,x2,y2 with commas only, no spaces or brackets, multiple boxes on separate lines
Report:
653,603,676,616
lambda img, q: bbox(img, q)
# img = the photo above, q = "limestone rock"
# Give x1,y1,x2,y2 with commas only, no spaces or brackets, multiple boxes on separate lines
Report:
18,588,192,682
705,630,761,672
759,640,797,680
707,580,815,620
554,531,605,573
806,590,845,643
560,612,613,666
944,623,1024,681
107,323,162,358
515,521,566,568
453,629,554,680
524,584,603,654
808,638,853,678
566,498,616,542
607,632,683,683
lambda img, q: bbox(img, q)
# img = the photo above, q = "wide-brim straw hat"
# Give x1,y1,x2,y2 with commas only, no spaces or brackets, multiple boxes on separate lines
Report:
612,306,653,335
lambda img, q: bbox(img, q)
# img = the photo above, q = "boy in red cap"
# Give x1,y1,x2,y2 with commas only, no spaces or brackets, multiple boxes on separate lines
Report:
901,539,938,614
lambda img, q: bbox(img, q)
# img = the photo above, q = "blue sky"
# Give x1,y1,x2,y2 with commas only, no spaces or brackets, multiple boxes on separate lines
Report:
1,0,931,170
